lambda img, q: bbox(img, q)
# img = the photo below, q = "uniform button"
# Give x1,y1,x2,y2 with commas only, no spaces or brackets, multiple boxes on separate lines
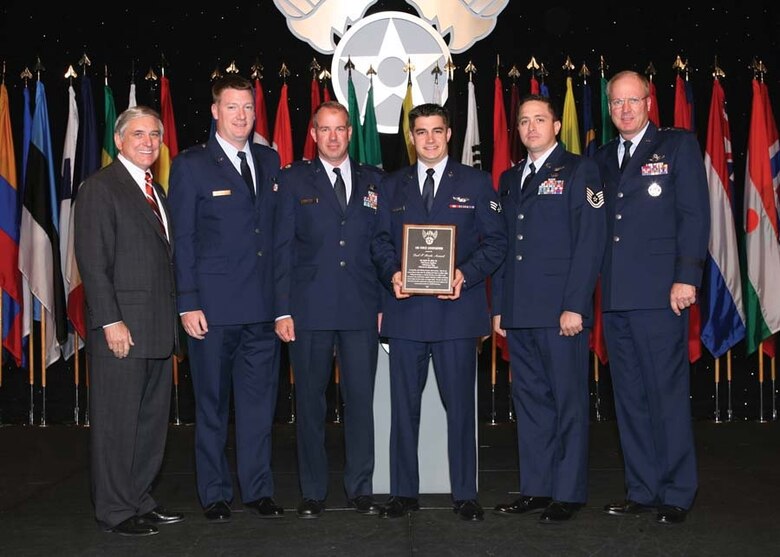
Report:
516,255,523,261
339,261,346,267
255,228,260,233
617,192,624,198
340,220,346,226
257,250,263,256
339,240,346,246
518,214,524,220
613,236,620,242
616,214,622,220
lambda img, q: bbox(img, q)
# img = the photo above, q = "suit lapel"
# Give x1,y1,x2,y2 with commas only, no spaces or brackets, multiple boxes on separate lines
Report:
114,163,170,246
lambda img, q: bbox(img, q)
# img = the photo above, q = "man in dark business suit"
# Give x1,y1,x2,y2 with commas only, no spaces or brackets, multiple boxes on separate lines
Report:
168,74,284,522
274,101,384,519
595,70,710,525
492,95,606,523
75,106,183,536
371,103,506,521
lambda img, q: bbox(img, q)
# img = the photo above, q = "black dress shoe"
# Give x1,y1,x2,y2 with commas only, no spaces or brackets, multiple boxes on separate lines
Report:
539,501,580,523
378,496,420,519
603,500,655,516
493,495,552,515
296,499,324,519
246,497,285,518
204,501,232,523
656,505,687,524
453,499,484,521
348,495,381,515
140,506,184,525
107,516,158,537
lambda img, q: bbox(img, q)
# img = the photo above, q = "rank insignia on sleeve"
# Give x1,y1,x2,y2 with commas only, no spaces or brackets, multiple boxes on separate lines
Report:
587,187,604,208
489,200,502,213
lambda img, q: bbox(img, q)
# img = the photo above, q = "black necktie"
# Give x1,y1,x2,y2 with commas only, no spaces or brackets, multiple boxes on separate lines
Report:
422,168,435,213
620,140,632,173
237,151,255,198
333,167,347,212
522,162,536,191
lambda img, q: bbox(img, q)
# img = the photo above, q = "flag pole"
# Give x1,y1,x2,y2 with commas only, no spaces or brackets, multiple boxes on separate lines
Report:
287,364,296,424
332,354,341,424
772,354,777,421
593,354,602,422
84,361,90,427
714,357,722,422
758,341,766,422
40,313,47,427
726,349,733,421
28,312,34,426
489,332,497,425
73,333,80,425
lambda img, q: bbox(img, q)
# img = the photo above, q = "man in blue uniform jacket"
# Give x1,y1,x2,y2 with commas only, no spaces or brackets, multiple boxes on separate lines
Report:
595,70,710,525
371,103,506,521
274,101,384,519
168,74,284,523
492,95,606,523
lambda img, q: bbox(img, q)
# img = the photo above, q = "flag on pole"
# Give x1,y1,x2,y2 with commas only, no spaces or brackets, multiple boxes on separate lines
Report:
673,72,702,362
540,81,549,98
0,82,23,365
491,75,511,189
462,80,481,168
58,83,80,358
346,71,365,163
582,76,597,157
101,83,118,167
253,77,273,147
127,81,137,109
443,67,461,163
648,78,661,127
701,77,745,358
530,75,540,95
396,76,415,169
674,74,693,130
152,74,178,191
742,78,780,354
760,80,780,357
18,80,67,367
76,75,100,187
561,76,581,154
362,78,382,168
20,82,33,345
273,83,294,167
509,78,522,164
302,76,321,160
68,75,100,343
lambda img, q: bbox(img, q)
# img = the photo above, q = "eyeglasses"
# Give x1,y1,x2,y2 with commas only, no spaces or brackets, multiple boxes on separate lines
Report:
608,96,648,109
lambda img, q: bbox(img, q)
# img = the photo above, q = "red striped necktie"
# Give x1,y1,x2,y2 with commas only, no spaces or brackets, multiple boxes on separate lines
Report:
144,170,167,239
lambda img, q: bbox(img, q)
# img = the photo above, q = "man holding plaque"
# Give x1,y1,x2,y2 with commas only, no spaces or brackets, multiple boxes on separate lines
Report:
371,103,506,521
274,101,385,519
491,95,606,523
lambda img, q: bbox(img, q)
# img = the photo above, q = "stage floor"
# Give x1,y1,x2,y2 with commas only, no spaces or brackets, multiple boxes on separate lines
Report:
0,418,777,556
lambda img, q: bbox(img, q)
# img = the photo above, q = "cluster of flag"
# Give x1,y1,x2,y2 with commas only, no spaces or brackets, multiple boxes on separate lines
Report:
1,72,153,372
2,63,779,377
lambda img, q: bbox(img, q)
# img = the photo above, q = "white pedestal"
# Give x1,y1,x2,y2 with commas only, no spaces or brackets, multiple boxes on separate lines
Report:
372,344,477,494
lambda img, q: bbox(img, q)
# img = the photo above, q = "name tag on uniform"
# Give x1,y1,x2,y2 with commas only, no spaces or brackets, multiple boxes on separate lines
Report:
212,189,232,197
300,197,319,205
